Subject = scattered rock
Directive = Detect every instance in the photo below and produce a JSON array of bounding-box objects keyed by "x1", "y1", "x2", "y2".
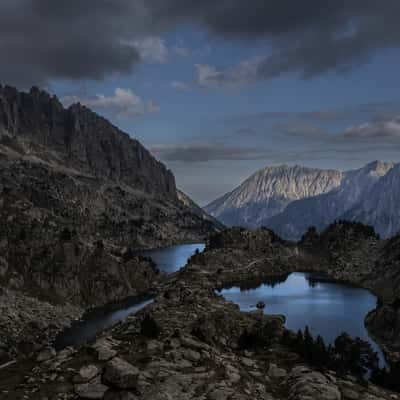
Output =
[
  {"x1": 74, "y1": 376, "x2": 109, "y2": 399},
  {"x1": 73, "y1": 365, "x2": 100, "y2": 383},
  {"x1": 103, "y1": 357, "x2": 140, "y2": 390},
  {"x1": 36, "y1": 347, "x2": 56, "y2": 362},
  {"x1": 267, "y1": 363, "x2": 287, "y2": 379}
]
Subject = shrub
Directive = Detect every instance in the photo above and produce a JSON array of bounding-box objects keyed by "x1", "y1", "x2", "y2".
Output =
[{"x1": 140, "y1": 314, "x2": 161, "y2": 339}]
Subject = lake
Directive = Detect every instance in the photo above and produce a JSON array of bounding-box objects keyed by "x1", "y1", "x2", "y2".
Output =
[
  {"x1": 54, "y1": 242, "x2": 205, "y2": 349},
  {"x1": 141, "y1": 243, "x2": 205, "y2": 274},
  {"x1": 217, "y1": 272, "x2": 386, "y2": 367}
]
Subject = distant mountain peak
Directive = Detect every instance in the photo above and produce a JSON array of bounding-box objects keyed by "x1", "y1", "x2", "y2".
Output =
[{"x1": 205, "y1": 164, "x2": 343, "y2": 227}]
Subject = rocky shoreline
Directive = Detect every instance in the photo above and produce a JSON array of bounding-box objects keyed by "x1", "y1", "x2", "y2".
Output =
[{"x1": 1, "y1": 226, "x2": 400, "y2": 399}]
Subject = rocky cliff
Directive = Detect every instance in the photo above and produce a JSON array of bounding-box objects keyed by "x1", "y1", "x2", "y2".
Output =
[
  {"x1": 0, "y1": 86, "x2": 220, "y2": 308},
  {"x1": 0, "y1": 85, "x2": 176, "y2": 196}
]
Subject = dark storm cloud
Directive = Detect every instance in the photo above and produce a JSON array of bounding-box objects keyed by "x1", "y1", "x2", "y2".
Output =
[
  {"x1": 1, "y1": 0, "x2": 400, "y2": 86},
  {"x1": 0, "y1": 0, "x2": 143, "y2": 85}
]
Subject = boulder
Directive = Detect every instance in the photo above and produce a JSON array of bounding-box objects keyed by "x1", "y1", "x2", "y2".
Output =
[
  {"x1": 74, "y1": 376, "x2": 109, "y2": 399},
  {"x1": 103, "y1": 357, "x2": 140, "y2": 390}
]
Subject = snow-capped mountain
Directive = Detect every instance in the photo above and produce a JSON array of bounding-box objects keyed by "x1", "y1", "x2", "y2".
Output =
[
  {"x1": 204, "y1": 165, "x2": 343, "y2": 227},
  {"x1": 264, "y1": 161, "x2": 395, "y2": 239},
  {"x1": 343, "y1": 163, "x2": 400, "y2": 238}
]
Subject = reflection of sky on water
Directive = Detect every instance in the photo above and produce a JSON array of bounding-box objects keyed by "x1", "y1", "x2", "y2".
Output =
[
  {"x1": 219, "y1": 272, "x2": 386, "y2": 367},
  {"x1": 142, "y1": 243, "x2": 205, "y2": 274},
  {"x1": 56, "y1": 243, "x2": 205, "y2": 350},
  {"x1": 55, "y1": 300, "x2": 153, "y2": 350}
]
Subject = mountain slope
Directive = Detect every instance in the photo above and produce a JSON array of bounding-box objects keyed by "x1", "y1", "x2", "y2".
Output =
[
  {"x1": 343, "y1": 163, "x2": 400, "y2": 238},
  {"x1": 265, "y1": 161, "x2": 395, "y2": 239},
  {"x1": 0, "y1": 85, "x2": 175, "y2": 196},
  {"x1": 205, "y1": 165, "x2": 343, "y2": 227},
  {"x1": 0, "y1": 85, "x2": 220, "y2": 306}
]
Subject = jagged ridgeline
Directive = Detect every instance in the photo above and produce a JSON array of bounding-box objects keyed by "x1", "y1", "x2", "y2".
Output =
[
  {"x1": 0, "y1": 85, "x2": 176, "y2": 194},
  {"x1": 0, "y1": 85, "x2": 220, "y2": 305},
  {"x1": 205, "y1": 161, "x2": 400, "y2": 239}
]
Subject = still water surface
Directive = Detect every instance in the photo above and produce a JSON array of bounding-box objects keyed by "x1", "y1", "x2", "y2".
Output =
[
  {"x1": 217, "y1": 272, "x2": 386, "y2": 367},
  {"x1": 141, "y1": 243, "x2": 205, "y2": 274},
  {"x1": 55, "y1": 243, "x2": 205, "y2": 349}
]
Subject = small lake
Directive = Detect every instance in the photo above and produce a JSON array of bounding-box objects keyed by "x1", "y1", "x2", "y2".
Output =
[
  {"x1": 141, "y1": 243, "x2": 205, "y2": 274},
  {"x1": 217, "y1": 272, "x2": 386, "y2": 367},
  {"x1": 55, "y1": 243, "x2": 205, "y2": 349}
]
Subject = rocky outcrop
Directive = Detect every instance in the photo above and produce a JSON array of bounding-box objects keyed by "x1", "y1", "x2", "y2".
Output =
[
  {"x1": 0, "y1": 86, "x2": 220, "y2": 306},
  {"x1": 0, "y1": 289, "x2": 81, "y2": 363},
  {"x1": 0, "y1": 85, "x2": 221, "y2": 366},
  {"x1": 0, "y1": 263, "x2": 396, "y2": 400},
  {"x1": 177, "y1": 190, "x2": 225, "y2": 230},
  {"x1": 0, "y1": 85, "x2": 176, "y2": 196}
]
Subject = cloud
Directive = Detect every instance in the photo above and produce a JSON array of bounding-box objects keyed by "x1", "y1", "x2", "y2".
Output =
[
  {"x1": 131, "y1": 37, "x2": 168, "y2": 64},
  {"x1": 62, "y1": 88, "x2": 160, "y2": 119},
  {"x1": 170, "y1": 81, "x2": 191, "y2": 90},
  {"x1": 172, "y1": 40, "x2": 211, "y2": 57},
  {"x1": 340, "y1": 116, "x2": 400, "y2": 141},
  {"x1": 150, "y1": 144, "x2": 274, "y2": 162},
  {"x1": 196, "y1": 59, "x2": 262, "y2": 88},
  {"x1": 224, "y1": 102, "x2": 400, "y2": 125},
  {"x1": 1, "y1": 1, "x2": 400, "y2": 86}
]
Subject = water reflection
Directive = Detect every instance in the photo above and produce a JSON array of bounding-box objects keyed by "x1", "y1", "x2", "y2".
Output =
[
  {"x1": 217, "y1": 272, "x2": 386, "y2": 367},
  {"x1": 55, "y1": 243, "x2": 205, "y2": 349},
  {"x1": 141, "y1": 243, "x2": 205, "y2": 274},
  {"x1": 55, "y1": 296, "x2": 153, "y2": 350}
]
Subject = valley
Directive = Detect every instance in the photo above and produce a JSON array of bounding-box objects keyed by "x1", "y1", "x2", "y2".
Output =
[{"x1": 0, "y1": 86, "x2": 399, "y2": 400}]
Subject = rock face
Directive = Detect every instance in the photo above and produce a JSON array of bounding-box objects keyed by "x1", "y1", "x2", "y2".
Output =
[
  {"x1": 205, "y1": 165, "x2": 343, "y2": 227},
  {"x1": 265, "y1": 161, "x2": 395, "y2": 239},
  {"x1": 0, "y1": 85, "x2": 220, "y2": 361},
  {"x1": 0, "y1": 85, "x2": 175, "y2": 196},
  {"x1": 0, "y1": 86, "x2": 220, "y2": 302}
]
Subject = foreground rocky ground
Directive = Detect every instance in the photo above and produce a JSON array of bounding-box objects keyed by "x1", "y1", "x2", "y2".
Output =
[
  {"x1": 1, "y1": 225, "x2": 399, "y2": 399},
  {"x1": 0, "y1": 85, "x2": 222, "y2": 365},
  {"x1": 1, "y1": 273, "x2": 397, "y2": 400},
  {"x1": 188, "y1": 224, "x2": 400, "y2": 363}
]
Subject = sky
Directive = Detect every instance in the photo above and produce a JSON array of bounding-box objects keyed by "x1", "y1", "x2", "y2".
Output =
[{"x1": 1, "y1": 1, "x2": 400, "y2": 205}]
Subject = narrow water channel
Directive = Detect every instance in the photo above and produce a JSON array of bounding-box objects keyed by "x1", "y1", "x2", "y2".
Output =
[{"x1": 55, "y1": 243, "x2": 205, "y2": 349}]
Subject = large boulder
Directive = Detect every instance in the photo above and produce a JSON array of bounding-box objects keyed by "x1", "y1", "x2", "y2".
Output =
[{"x1": 103, "y1": 357, "x2": 140, "y2": 390}]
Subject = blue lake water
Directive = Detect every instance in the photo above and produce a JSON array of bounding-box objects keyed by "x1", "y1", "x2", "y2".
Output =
[
  {"x1": 55, "y1": 243, "x2": 205, "y2": 349},
  {"x1": 141, "y1": 243, "x2": 205, "y2": 274},
  {"x1": 217, "y1": 272, "x2": 386, "y2": 367}
]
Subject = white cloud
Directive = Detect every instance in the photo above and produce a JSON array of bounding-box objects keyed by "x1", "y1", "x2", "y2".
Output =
[
  {"x1": 172, "y1": 40, "x2": 211, "y2": 58},
  {"x1": 342, "y1": 116, "x2": 400, "y2": 140},
  {"x1": 170, "y1": 81, "x2": 191, "y2": 90},
  {"x1": 195, "y1": 57, "x2": 264, "y2": 88},
  {"x1": 132, "y1": 36, "x2": 168, "y2": 64},
  {"x1": 62, "y1": 88, "x2": 160, "y2": 119}
]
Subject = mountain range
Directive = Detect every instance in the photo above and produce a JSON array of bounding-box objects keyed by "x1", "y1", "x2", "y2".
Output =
[{"x1": 205, "y1": 161, "x2": 400, "y2": 239}]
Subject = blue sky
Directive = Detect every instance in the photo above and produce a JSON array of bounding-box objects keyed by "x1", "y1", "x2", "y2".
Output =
[
  {"x1": 2, "y1": 1, "x2": 400, "y2": 205},
  {"x1": 51, "y1": 36, "x2": 400, "y2": 205}
]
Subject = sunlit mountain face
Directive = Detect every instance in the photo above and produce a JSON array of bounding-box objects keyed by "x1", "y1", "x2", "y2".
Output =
[{"x1": 1, "y1": 1, "x2": 400, "y2": 205}]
